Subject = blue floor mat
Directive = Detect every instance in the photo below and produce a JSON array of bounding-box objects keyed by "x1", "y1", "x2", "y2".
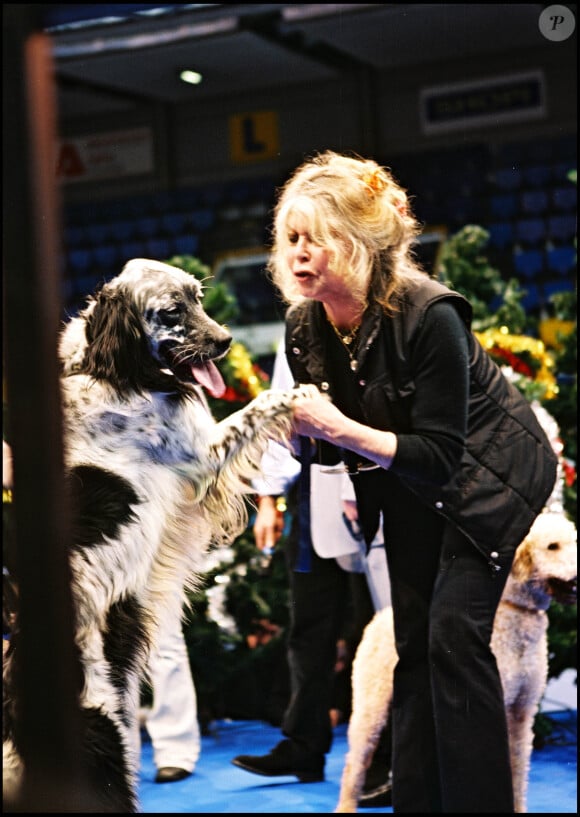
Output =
[{"x1": 138, "y1": 709, "x2": 577, "y2": 813}]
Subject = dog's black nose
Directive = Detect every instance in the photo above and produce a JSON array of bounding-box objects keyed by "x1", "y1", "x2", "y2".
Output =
[{"x1": 217, "y1": 336, "x2": 232, "y2": 356}]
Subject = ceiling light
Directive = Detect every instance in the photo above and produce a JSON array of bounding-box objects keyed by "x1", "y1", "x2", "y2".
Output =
[{"x1": 180, "y1": 69, "x2": 203, "y2": 85}]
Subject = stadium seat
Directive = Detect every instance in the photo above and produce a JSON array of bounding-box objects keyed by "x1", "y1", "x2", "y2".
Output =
[
  {"x1": 171, "y1": 234, "x2": 200, "y2": 256},
  {"x1": 190, "y1": 208, "x2": 215, "y2": 232},
  {"x1": 487, "y1": 221, "x2": 514, "y2": 251},
  {"x1": 145, "y1": 238, "x2": 172, "y2": 260},
  {"x1": 489, "y1": 193, "x2": 518, "y2": 220},
  {"x1": 546, "y1": 245, "x2": 576, "y2": 277},
  {"x1": 161, "y1": 212, "x2": 188, "y2": 235},
  {"x1": 547, "y1": 214, "x2": 577, "y2": 243},
  {"x1": 523, "y1": 164, "x2": 551, "y2": 188},
  {"x1": 120, "y1": 241, "x2": 146, "y2": 264},
  {"x1": 519, "y1": 282, "x2": 541, "y2": 311},
  {"x1": 542, "y1": 278, "x2": 575, "y2": 303},
  {"x1": 110, "y1": 220, "x2": 137, "y2": 242},
  {"x1": 520, "y1": 189, "x2": 548, "y2": 216},
  {"x1": 85, "y1": 223, "x2": 112, "y2": 245},
  {"x1": 492, "y1": 167, "x2": 523, "y2": 191},
  {"x1": 68, "y1": 248, "x2": 93, "y2": 275},
  {"x1": 551, "y1": 186, "x2": 576, "y2": 212},
  {"x1": 64, "y1": 224, "x2": 87, "y2": 248},
  {"x1": 513, "y1": 249, "x2": 544, "y2": 279},
  {"x1": 514, "y1": 218, "x2": 547, "y2": 246},
  {"x1": 134, "y1": 216, "x2": 161, "y2": 239},
  {"x1": 93, "y1": 244, "x2": 119, "y2": 270}
]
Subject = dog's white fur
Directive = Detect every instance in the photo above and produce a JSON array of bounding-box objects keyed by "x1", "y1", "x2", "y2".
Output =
[
  {"x1": 336, "y1": 510, "x2": 577, "y2": 813},
  {"x1": 3, "y1": 259, "x2": 314, "y2": 812}
]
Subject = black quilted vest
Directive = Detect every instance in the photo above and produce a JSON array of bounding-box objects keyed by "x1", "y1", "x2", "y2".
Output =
[{"x1": 284, "y1": 277, "x2": 558, "y2": 564}]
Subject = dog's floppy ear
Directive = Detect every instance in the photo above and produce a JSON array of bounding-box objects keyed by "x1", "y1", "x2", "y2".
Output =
[{"x1": 84, "y1": 286, "x2": 153, "y2": 395}]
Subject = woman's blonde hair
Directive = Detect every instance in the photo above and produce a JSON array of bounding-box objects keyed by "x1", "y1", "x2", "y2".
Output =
[{"x1": 268, "y1": 150, "x2": 426, "y2": 311}]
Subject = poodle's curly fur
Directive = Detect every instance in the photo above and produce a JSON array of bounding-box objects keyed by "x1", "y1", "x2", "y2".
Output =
[{"x1": 336, "y1": 510, "x2": 577, "y2": 813}]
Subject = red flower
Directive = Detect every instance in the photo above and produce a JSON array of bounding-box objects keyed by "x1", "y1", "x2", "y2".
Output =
[{"x1": 562, "y1": 459, "x2": 577, "y2": 488}]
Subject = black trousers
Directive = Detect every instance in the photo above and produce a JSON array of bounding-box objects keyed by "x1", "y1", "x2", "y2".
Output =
[
  {"x1": 281, "y1": 506, "x2": 376, "y2": 757},
  {"x1": 378, "y1": 472, "x2": 515, "y2": 813}
]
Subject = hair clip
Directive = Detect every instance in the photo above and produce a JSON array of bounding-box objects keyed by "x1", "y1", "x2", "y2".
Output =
[{"x1": 362, "y1": 169, "x2": 386, "y2": 196}]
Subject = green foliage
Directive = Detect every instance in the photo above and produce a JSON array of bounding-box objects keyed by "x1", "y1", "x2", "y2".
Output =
[{"x1": 437, "y1": 224, "x2": 529, "y2": 333}]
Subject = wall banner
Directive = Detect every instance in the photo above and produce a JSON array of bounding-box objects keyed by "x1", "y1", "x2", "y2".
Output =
[
  {"x1": 56, "y1": 127, "x2": 154, "y2": 184},
  {"x1": 420, "y1": 71, "x2": 546, "y2": 135}
]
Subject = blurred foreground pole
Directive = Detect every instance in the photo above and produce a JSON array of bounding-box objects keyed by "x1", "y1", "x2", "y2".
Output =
[{"x1": 3, "y1": 5, "x2": 100, "y2": 811}]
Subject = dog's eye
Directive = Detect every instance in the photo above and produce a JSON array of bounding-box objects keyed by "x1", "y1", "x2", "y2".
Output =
[
  {"x1": 158, "y1": 307, "x2": 182, "y2": 326},
  {"x1": 547, "y1": 542, "x2": 560, "y2": 550}
]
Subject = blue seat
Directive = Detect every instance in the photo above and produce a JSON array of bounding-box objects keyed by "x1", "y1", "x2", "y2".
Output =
[
  {"x1": 160, "y1": 212, "x2": 188, "y2": 235},
  {"x1": 68, "y1": 248, "x2": 93, "y2": 275},
  {"x1": 551, "y1": 186, "x2": 576, "y2": 211},
  {"x1": 513, "y1": 249, "x2": 545, "y2": 279},
  {"x1": 492, "y1": 167, "x2": 523, "y2": 191},
  {"x1": 520, "y1": 189, "x2": 549, "y2": 216},
  {"x1": 547, "y1": 214, "x2": 577, "y2": 243},
  {"x1": 487, "y1": 221, "x2": 514, "y2": 251},
  {"x1": 523, "y1": 164, "x2": 551, "y2": 188},
  {"x1": 514, "y1": 218, "x2": 547, "y2": 246},
  {"x1": 145, "y1": 238, "x2": 172, "y2": 260},
  {"x1": 85, "y1": 223, "x2": 112, "y2": 245},
  {"x1": 63, "y1": 224, "x2": 87, "y2": 248},
  {"x1": 519, "y1": 283, "x2": 541, "y2": 311},
  {"x1": 542, "y1": 278, "x2": 575, "y2": 303},
  {"x1": 171, "y1": 234, "x2": 200, "y2": 257},
  {"x1": 134, "y1": 216, "x2": 161, "y2": 239},
  {"x1": 190, "y1": 209, "x2": 215, "y2": 232},
  {"x1": 546, "y1": 245, "x2": 576, "y2": 277},
  {"x1": 93, "y1": 244, "x2": 119, "y2": 270},
  {"x1": 551, "y1": 162, "x2": 575, "y2": 184},
  {"x1": 110, "y1": 220, "x2": 137, "y2": 242},
  {"x1": 489, "y1": 193, "x2": 518, "y2": 220},
  {"x1": 119, "y1": 241, "x2": 145, "y2": 264}
]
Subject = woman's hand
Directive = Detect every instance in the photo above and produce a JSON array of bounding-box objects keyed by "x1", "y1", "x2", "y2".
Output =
[
  {"x1": 292, "y1": 391, "x2": 348, "y2": 442},
  {"x1": 293, "y1": 389, "x2": 398, "y2": 471}
]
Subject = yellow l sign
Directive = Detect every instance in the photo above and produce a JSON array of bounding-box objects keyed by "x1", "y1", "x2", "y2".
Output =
[{"x1": 229, "y1": 111, "x2": 279, "y2": 163}]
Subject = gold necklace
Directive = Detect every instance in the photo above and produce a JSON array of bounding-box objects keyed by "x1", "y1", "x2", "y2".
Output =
[{"x1": 327, "y1": 315, "x2": 361, "y2": 371}]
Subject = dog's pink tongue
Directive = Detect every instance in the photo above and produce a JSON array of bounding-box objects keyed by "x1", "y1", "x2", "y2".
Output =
[{"x1": 191, "y1": 360, "x2": 226, "y2": 398}]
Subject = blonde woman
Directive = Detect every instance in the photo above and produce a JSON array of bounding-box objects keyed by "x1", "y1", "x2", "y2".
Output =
[{"x1": 267, "y1": 151, "x2": 557, "y2": 813}]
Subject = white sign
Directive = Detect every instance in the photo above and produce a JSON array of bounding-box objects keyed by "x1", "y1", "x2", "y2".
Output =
[{"x1": 56, "y1": 127, "x2": 154, "y2": 183}]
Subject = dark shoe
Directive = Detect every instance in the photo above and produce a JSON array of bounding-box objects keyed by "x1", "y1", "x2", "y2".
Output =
[
  {"x1": 231, "y1": 739, "x2": 324, "y2": 782},
  {"x1": 154, "y1": 766, "x2": 192, "y2": 783},
  {"x1": 358, "y1": 770, "x2": 393, "y2": 808}
]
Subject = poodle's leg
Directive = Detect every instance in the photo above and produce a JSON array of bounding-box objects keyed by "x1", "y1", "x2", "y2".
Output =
[
  {"x1": 335, "y1": 708, "x2": 390, "y2": 813},
  {"x1": 506, "y1": 706, "x2": 535, "y2": 813},
  {"x1": 335, "y1": 608, "x2": 397, "y2": 813}
]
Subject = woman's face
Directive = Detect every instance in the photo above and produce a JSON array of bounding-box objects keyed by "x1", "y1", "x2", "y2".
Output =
[{"x1": 284, "y1": 216, "x2": 353, "y2": 308}]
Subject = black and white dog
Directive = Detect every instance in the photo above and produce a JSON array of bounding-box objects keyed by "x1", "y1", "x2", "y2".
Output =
[{"x1": 3, "y1": 258, "x2": 313, "y2": 811}]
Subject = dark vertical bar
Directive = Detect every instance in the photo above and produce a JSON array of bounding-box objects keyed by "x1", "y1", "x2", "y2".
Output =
[{"x1": 2, "y1": 6, "x2": 98, "y2": 811}]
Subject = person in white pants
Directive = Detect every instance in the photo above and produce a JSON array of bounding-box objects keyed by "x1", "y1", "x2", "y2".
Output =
[{"x1": 142, "y1": 611, "x2": 201, "y2": 783}]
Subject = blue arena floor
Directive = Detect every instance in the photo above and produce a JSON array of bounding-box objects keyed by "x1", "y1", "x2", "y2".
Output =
[{"x1": 138, "y1": 709, "x2": 577, "y2": 813}]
